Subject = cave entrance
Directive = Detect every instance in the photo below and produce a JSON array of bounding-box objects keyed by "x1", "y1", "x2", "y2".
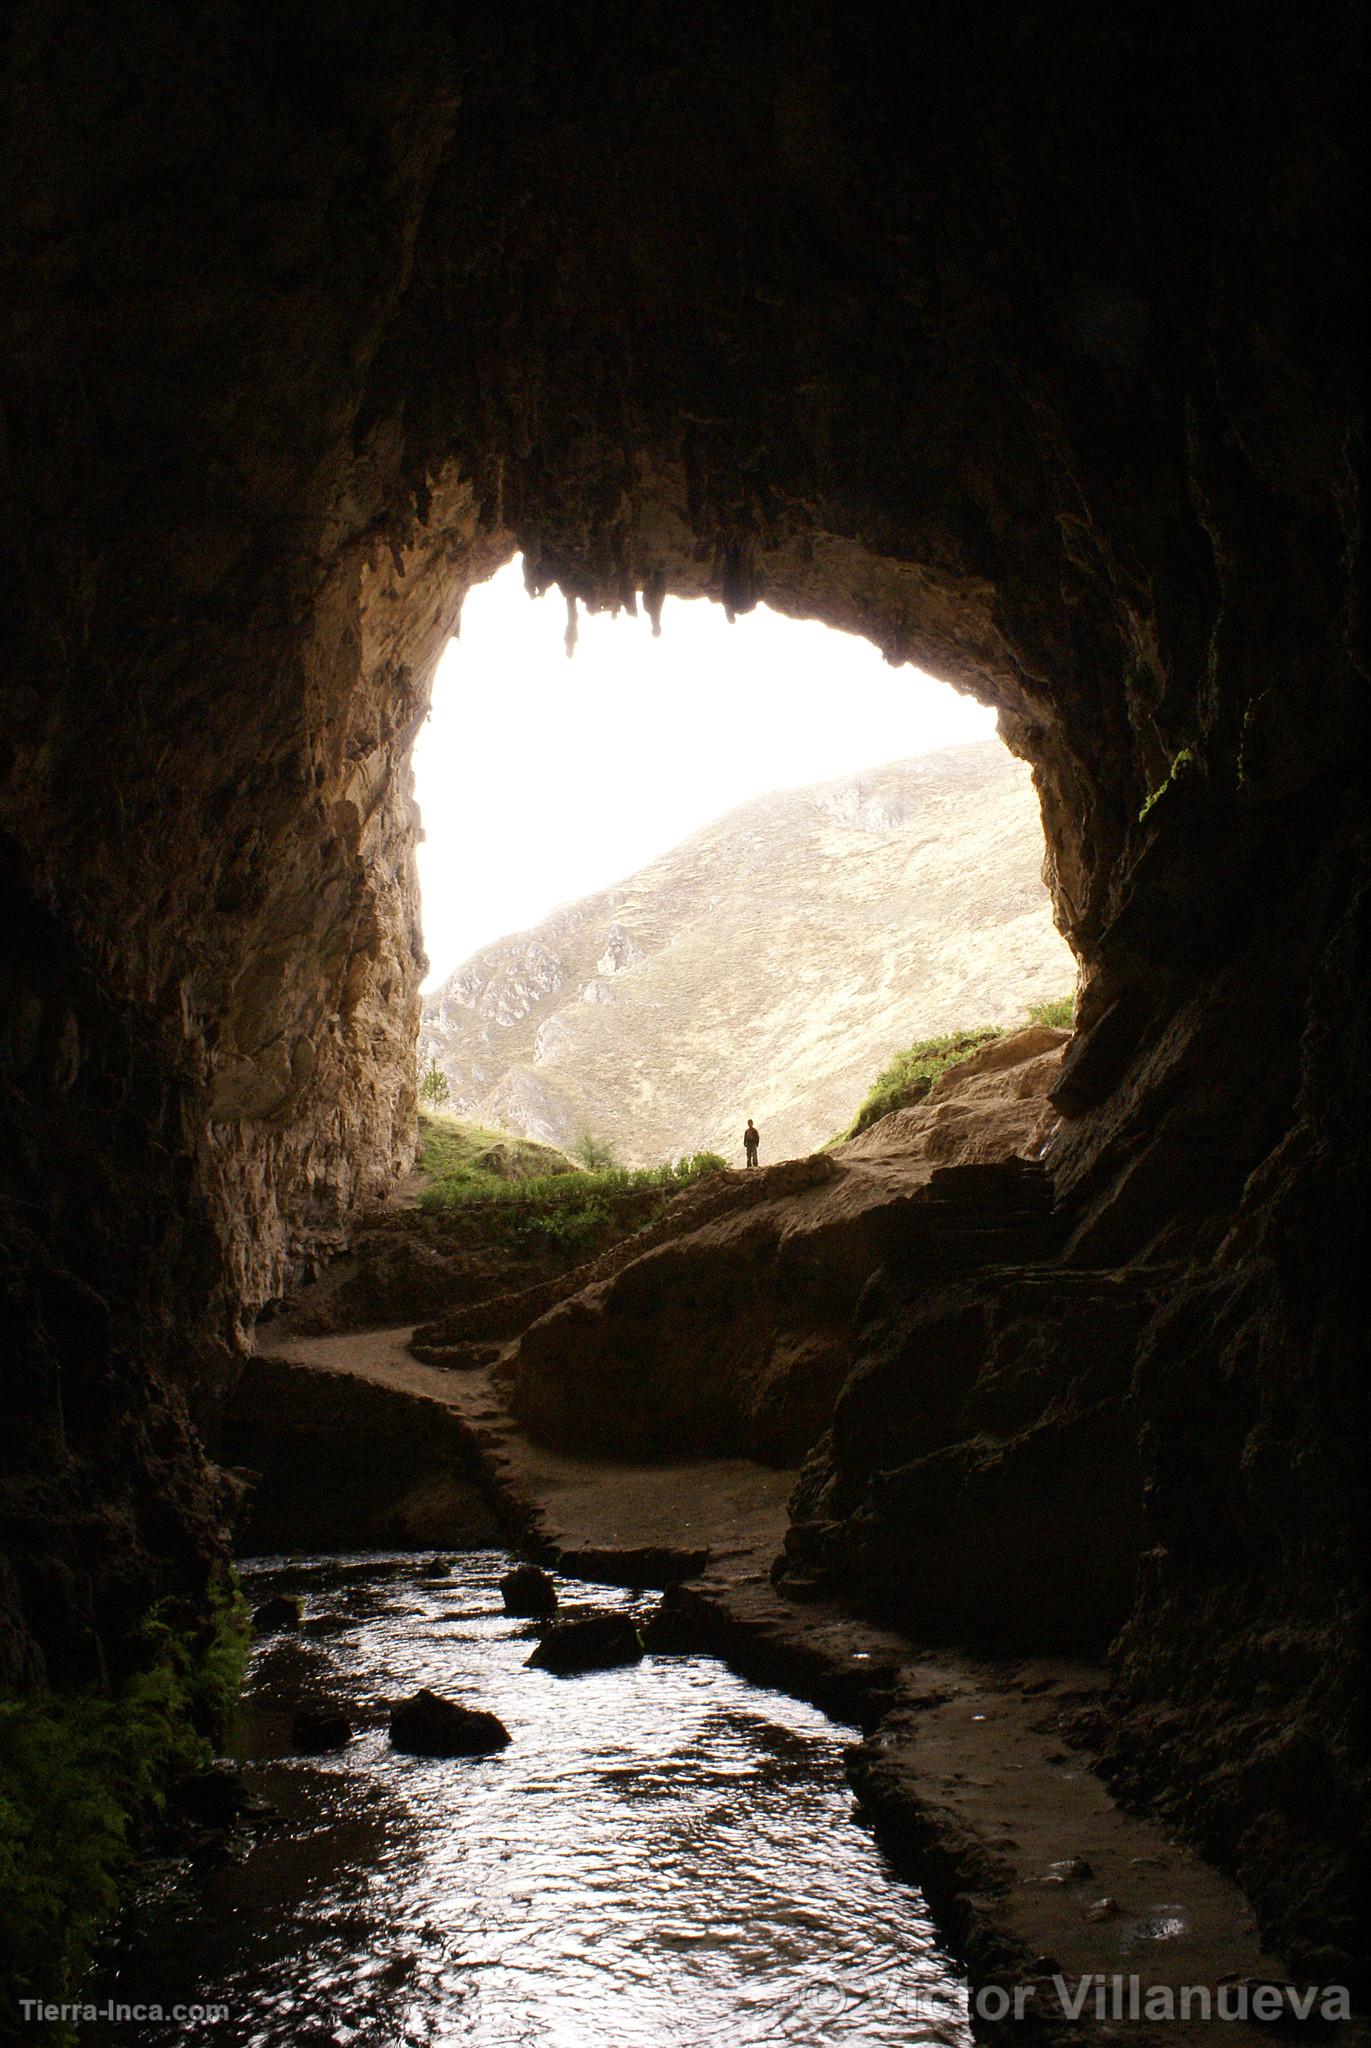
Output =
[{"x1": 412, "y1": 557, "x2": 1072, "y2": 1169}]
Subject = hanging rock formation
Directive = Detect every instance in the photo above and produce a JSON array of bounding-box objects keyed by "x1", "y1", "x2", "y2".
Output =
[{"x1": 0, "y1": 0, "x2": 1364, "y2": 1989}]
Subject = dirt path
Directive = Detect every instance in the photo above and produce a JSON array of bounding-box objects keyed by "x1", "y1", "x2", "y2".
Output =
[
  {"x1": 262, "y1": 1321, "x2": 795, "y2": 1572},
  {"x1": 251, "y1": 1322, "x2": 1303, "y2": 2044}
]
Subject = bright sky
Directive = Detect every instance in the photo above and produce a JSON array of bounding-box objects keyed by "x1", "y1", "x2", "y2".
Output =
[{"x1": 414, "y1": 558, "x2": 998, "y2": 989}]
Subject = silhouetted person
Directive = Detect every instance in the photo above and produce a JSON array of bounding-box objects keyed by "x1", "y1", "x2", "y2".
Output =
[{"x1": 743, "y1": 1119, "x2": 760, "y2": 1167}]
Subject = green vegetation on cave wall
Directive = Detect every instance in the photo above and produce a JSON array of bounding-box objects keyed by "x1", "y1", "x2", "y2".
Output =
[{"x1": 0, "y1": 1577, "x2": 249, "y2": 2033}]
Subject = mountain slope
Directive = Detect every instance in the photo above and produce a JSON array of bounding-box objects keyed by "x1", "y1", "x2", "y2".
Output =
[{"x1": 419, "y1": 741, "x2": 1075, "y2": 1166}]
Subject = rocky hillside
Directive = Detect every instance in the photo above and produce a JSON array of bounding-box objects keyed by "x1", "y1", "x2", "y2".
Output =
[{"x1": 419, "y1": 742, "x2": 1075, "y2": 1166}]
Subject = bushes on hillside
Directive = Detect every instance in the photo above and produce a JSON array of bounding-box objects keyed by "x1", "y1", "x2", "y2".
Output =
[
  {"x1": 834, "y1": 1027, "x2": 1003, "y2": 1142},
  {"x1": 832, "y1": 994, "x2": 1076, "y2": 1146},
  {"x1": 418, "y1": 1133, "x2": 728, "y2": 1253}
]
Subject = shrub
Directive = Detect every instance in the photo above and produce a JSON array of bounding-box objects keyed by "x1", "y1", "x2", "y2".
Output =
[
  {"x1": 570, "y1": 1129, "x2": 618, "y2": 1173},
  {"x1": 1027, "y1": 994, "x2": 1075, "y2": 1029},
  {"x1": 831, "y1": 1026, "x2": 1003, "y2": 1143},
  {"x1": 0, "y1": 1574, "x2": 248, "y2": 2031}
]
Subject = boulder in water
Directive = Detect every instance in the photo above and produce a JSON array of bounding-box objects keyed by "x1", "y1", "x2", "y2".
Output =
[
  {"x1": 640, "y1": 1585, "x2": 703, "y2": 1653},
  {"x1": 389, "y1": 1687, "x2": 511, "y2": 1756},
  {"x1": 500, "y1": 1564, "x2": 558, "y2": 1617},
  {"x1": 526, "y1": 1612, "x2": 643, "y2": 1674},
  {"x1": 252, "y1": 1594, "x2": 301, "y2": 1634},
  {"x1": 169, "y1": 1764, "x2": 255, "y2": 1828}
]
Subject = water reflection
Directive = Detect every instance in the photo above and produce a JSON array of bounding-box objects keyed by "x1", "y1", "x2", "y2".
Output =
[{"x1": 86, "y1": 1551, "x2": 969, "y2": 2046}]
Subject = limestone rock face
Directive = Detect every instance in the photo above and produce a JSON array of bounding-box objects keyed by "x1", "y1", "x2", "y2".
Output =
[
  {"x1": 0, "y1": 0, "x2": 1364, "y2": 1983},
  {"x1": 783, "y1": 1263, "x2": 1160, "y2": 1653},
  {"x1": 419, "y1": 745, "x2": 1074, "y2": 1165}
]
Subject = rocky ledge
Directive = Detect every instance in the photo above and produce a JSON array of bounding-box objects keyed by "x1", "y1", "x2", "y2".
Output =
[{"x1": 501, "y1": 1025, "x2": 1068, "y2": 1462}]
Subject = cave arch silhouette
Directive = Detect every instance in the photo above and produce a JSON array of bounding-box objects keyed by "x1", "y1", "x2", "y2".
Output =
[{"x1": 0, "y1": 0, "x2": 1363, "y2": 1992}]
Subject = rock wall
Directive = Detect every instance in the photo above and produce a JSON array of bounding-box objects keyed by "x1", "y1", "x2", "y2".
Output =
[
  {"x1": 0, "y1": 845, "x2": 231, "y2": 1689},
  {"x1": 0, "y1": 0, "x2": 1364, "y2": 1981}
]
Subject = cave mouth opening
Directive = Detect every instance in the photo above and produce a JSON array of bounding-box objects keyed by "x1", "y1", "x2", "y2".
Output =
[{"x1": 410, "y1": 556, "x2": 1073, "y2": 1170}]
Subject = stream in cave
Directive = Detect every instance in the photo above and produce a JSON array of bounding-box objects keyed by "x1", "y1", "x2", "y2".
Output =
[{"x1": 85, "y1": 1550, "x2": 970, "y2": 2047}]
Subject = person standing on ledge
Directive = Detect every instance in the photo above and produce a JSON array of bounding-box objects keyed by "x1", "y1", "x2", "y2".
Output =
[{"x1": 743, "y1": 1119, "x2": 760, "y2": 1168}]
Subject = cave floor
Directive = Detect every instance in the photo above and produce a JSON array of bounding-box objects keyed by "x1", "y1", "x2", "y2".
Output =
[{"x1": 253, "y1": 1322, "x2": 1291, "y2": 2041}]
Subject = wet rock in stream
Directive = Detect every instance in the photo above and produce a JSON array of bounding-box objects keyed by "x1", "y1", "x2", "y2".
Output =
[
  {"x1": 500, "y1": 1563, "x2": 559, "y2": 1617},
  {"x1": 252, "y1": 1594, "x2": 302, "y2": 1634},
  {"x1": 389, "y1": 1687, "x2": 511, "y2": 1757},
  {"x1": 525, "y1": 1612, "x2": 645, "y2": 1674},
  {"x1": 169, "y1": 1765, "x2": 258, "y2": 1830}
]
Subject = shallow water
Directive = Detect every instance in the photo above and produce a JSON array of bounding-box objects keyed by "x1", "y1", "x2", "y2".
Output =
[{"x1": 86, "y1": 1551, "x2": 970, "y2": 2047}]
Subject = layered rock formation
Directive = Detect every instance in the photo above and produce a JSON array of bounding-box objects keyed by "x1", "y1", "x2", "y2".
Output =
[
  {"x1": 0, "y1": 0, "x2": 1364, "y2": 1988},
  {"x1": 419, "y1": 743, "x2": 1074, "y2": 1165}
]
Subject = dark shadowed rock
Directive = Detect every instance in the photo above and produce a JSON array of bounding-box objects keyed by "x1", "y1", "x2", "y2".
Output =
[
  {"x1": 499, "y1": 1564, "x2": 558, "y2": 1618},
  {"x1": 556, "y1": 1544, "x2": 709, "y2": 1587},
  {"x1": 252, "y1": 1595, "x2": 301, "y2": 1635},
  {"x1": 780, "y1": 1261, "x2": 1155, "y2": 1653},
  {"x1": 525, "y1": 1613, "x2": 644, "y2": 1675},
  {"x1": 225, "y1": 1358, "x2": 505, "y2": 1553},
  {"x1": 409, "y1": 1339, "x2": 503, "y2": 1372},
  {"x1": 169, "y1": 1765, "x2": 256, "y2": 1829},
  {"x1": 640, "y1": 1588, "x2": 705, "y2": 1655},
  {"x1": 388, "y1": 1688, "x2": 511, "y2": 1757},
  {"x1": 291, "y1": 1706, "x2": 354, "y2": 1752}
]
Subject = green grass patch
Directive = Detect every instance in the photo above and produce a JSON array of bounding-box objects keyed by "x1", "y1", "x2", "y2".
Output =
[
  {"x1": 0, "y1": 1573, "x2": 249, "y2": 2031},
  {"x1": 1027, "y1": 994, "x2": 1075, "y2": 1029},
  {"x1": 419, "y1": 1112, "x2": 727, "y2": 1253},
  {"x1": 831, "y1": 1026, "x2": 1004, "y2": 1143},
  {"x1": 418, "y1": 1112, "x2": 580, "y2": 1187},
  {"x1": 418, "y1": 1149, "x2": 729, "y2": 1252}
]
